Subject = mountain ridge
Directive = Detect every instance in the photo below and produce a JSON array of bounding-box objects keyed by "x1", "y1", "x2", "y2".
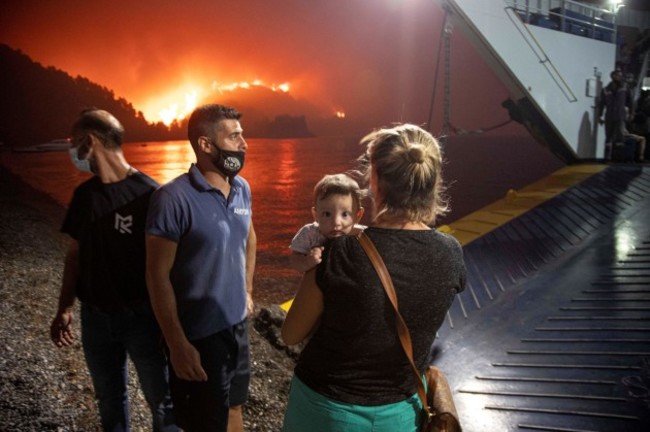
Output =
[{"x1": 0, "y1": 44, "x2": 326, "y2": 147}]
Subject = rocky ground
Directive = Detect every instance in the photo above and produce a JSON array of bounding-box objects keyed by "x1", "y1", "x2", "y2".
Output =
[{"x1": 0, "y1": 167, "x2": 299, "y2": 431}]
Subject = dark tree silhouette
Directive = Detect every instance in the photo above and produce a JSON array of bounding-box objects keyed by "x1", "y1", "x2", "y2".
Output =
[
  {"x1": 0, "y1": 43, "x2": 319, "y2": 148},
  {"x1": 0, "y1": 44, "x2": 184, "y2": 148}
]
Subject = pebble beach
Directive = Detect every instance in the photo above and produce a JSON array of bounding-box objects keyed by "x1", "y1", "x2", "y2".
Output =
[{"x1": 0, "y1": 165, "x2": 296, "y2": 431}]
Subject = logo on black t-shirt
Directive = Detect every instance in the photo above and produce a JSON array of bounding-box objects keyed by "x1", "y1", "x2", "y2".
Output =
[{"x1": 115, "y1": 213, "x2": 133, "y2": 234}]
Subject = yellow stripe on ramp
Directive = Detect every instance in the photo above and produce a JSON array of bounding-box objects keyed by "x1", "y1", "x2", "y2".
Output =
[{"x1": 445, "y1": 164, "x2": 605, "y2": 246}]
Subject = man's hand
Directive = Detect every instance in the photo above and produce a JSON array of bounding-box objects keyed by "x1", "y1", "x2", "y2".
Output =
[
  {"x1": 246, "y1": 292, "x2": 255, "y2": 316},
  {"x1": 50, "y1": 309, "x2": 75, "y2": 348},
  {"x1": 169, "y1": 340, "x2": 208, "y2": 382}
]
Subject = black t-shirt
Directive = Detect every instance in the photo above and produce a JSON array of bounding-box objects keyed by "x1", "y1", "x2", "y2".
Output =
[
  {"x1": 62, "y1": 172, "x2": 159, "y2": 310},
  {"x1": 295, "y1": 227, "x2": 466, "y2": 405}
]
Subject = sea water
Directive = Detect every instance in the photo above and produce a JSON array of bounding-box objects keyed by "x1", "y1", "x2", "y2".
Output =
[{"x1": 0, "y1": 134, "x2": 563, "y2": 303}]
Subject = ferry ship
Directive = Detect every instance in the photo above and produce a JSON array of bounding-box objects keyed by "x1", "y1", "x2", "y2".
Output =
[{"x1": 429, "y1": 1, "x2": 650, "y2": 430}]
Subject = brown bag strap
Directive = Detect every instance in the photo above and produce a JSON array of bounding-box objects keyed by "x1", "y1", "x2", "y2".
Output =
[{"x1": 356, "y1": 232, "x2": 433, "y2": 421}]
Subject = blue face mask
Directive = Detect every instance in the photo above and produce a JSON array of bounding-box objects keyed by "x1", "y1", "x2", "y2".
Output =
[{"x1": 68, "y1": 147, "x2": 93, "y2": 173}]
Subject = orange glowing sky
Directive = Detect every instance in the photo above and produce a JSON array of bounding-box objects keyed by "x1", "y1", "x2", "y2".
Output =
[{"x1": 0, "y1": 0, "x2": 514, "y2": 133}]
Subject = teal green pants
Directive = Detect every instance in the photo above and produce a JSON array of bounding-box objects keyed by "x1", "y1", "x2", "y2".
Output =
[{"x1": 282, "y1": 376, "x2": 422, "y2": 432}]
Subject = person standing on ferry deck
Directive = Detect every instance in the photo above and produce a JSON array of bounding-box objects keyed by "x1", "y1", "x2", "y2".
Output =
[{"x1": 598, "y1": 68, "x2": 634, "y2": 160}]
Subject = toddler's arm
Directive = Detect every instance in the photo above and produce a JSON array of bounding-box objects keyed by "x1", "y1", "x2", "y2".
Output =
[{"x1": 289, "y1": 246, "x2": 324, "y2": 273}]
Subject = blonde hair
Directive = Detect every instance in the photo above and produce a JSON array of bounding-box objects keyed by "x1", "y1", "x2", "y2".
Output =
[
  {"x1": 313, "y1": 174, "x2": 364, "y2": 211},
  {"x1": 359, "y1": 124, "x2": 448, "y2": 225}
]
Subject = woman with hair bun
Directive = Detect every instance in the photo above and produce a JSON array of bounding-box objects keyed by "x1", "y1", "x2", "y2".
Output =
[{"x1": 281, "y1": 124, "x2": 466, "y2": 431}]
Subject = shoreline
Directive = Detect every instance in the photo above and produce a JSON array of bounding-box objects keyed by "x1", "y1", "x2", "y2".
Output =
[{"x1": 0, "y1": 166, "x2": 294, "y2": 431}]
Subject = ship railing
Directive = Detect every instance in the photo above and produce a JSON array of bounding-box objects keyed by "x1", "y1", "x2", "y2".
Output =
[
  {"x1": 504, "y1": 5, "x2": 578, "y2": 103},
  {"x1": 633, "y1": 51, "x2": 649, "y2": 104},
  {"x1": 506, "y1": 0, "x2": 617, "y2": 43}
]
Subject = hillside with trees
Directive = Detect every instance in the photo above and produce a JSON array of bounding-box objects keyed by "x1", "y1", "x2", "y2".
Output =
[
  {"x1": 0, "y1": 44, "x2": 184, "y2": 148},
  {"x1": 0, "y1": 44, "x2": 319, "y2": 148}
]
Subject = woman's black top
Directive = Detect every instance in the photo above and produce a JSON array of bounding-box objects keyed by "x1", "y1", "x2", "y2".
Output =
[{"x1": 294, "y1": 226, "x2": 466, "y2": 405}]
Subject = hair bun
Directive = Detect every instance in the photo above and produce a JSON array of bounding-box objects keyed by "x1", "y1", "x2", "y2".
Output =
[{"x1": 407, "y1": 145, "x2": 426, "y2": 163}]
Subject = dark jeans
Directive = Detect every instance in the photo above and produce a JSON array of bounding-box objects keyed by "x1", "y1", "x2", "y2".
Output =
[
  {"x1": 604, "y1": 119, "x2": 627, "y2": 159},
  {"x1": 81, "y1": 303, "x2": 178, "y2": 432},
  {"x1": 169, "y1": 321, "x2": 250, "y2": 432}
]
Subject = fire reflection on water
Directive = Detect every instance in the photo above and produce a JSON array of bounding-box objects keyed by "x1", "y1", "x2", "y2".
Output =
[
  {"x1": 0, "y1": 137, "x2": 361, "y2": 304},
  {"x1": 0, "y1": 134, "x2": 564, "y2": 303}
]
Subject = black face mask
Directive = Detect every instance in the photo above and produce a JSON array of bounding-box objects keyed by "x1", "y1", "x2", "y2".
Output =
[{"x1": 211, "y1": 143, "x2": 245, "y2": 177}]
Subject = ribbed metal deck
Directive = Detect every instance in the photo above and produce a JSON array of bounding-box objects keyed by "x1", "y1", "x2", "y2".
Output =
[{"x1": 435, "y1": 165, "x2": 650, "y2": 432}]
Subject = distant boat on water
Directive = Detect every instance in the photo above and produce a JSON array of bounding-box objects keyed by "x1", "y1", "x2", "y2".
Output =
[{"x1": 13, "y1": 138, "x2": 71, "y2": 153}]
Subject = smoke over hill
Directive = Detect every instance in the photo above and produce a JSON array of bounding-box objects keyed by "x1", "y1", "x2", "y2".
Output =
[{"x1": 0, "y1": 44, "x2": 355, "y2": 147}]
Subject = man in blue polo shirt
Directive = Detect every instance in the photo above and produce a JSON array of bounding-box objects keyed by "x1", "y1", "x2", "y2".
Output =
[{"x1": 145, "y1": 104, "x2": 256, "y2": 432}]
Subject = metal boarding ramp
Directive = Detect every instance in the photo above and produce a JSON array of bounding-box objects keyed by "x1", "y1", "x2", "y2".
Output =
[{"x1": 434, "y1": 164, "x2": 650, "y2": 431}]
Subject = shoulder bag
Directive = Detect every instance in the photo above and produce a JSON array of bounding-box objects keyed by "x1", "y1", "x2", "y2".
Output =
[{"x1": 356, "y1": 231, "x2": 462, "y2": 432}]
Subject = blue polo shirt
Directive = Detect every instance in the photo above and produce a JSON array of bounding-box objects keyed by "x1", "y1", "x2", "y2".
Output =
[{"x1": 146, "y1": 164, "x2": 252, "y2": 340}]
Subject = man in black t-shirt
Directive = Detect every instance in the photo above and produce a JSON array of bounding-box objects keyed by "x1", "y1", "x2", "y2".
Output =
[{"x1": 49, "y1": 109, "x2": 178, "y2": 432}]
